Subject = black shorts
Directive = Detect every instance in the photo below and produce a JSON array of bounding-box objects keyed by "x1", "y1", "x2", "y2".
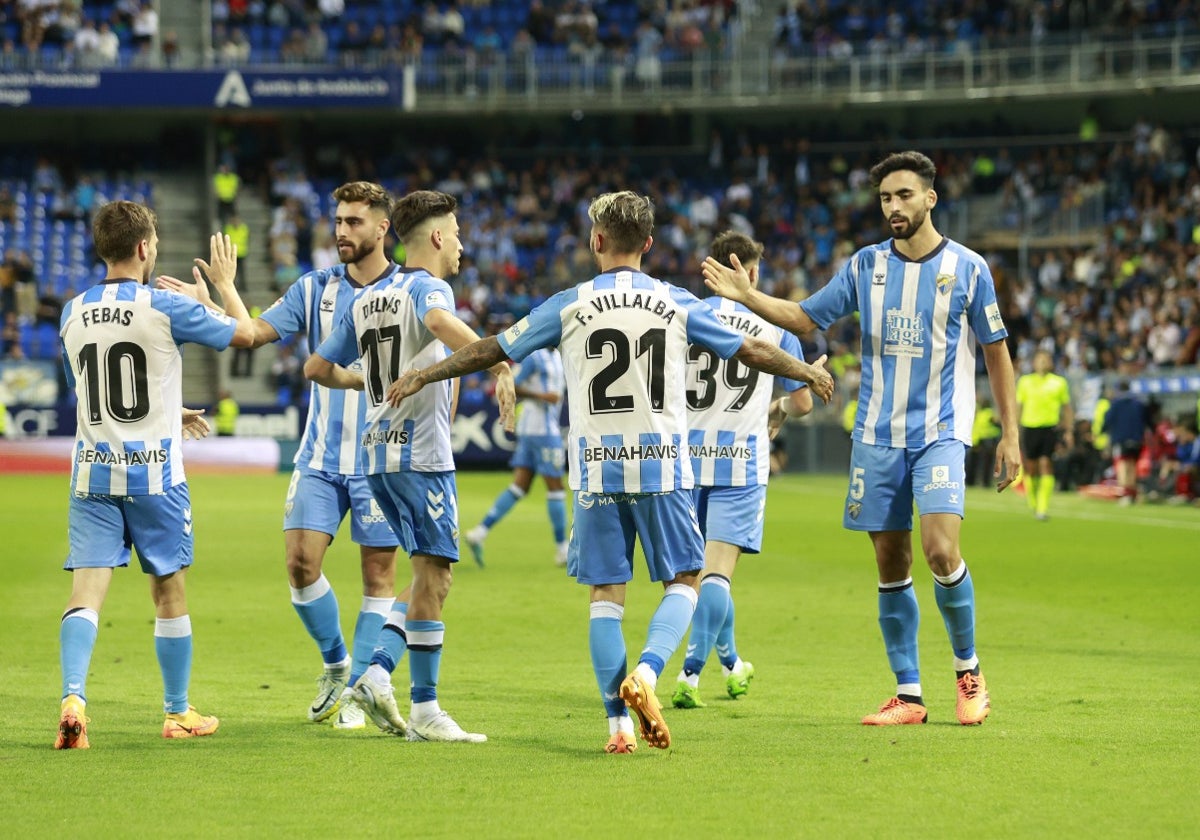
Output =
[
  {"x1": 1112, "y1": 439, "x2": 1143, "y2": 460},
  {"x1": 1021, "y1": 426, "x2": 1058, "y2": 460}
]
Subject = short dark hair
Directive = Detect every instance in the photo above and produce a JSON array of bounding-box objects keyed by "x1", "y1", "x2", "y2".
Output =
[
  {"x1": 390, "y1": 190, "x2": 457, "y2": 244},
  {"x1": 710, "y1": 230, "x2": 764, "y2": 269},
  {"x1": 92, "y1": 200, "x2": 158, "y2": 265},
  {"x1": 332, "y1": 181, "x2": 393, "y2": 218},
  {"x1": 869, "y1": 151, "x2": 937, "y2": 189},
  {"x1": 587, "y1": 191, "x2": 655, "y2": 254}
]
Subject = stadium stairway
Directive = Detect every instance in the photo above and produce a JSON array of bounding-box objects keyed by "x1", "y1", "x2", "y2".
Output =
[
  {"x1": 153, "y1": 171, "x2": 222, "y2": 406},
  {"x1": 158, "y1": 0, "x2": 207, "y2": 67}
]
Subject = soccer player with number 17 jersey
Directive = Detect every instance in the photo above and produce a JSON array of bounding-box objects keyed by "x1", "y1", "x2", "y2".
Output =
[
  {"x1": 385, "y1": 191, "x2": 834, "y2": 753},
  {"x1": 55, "y1": 203, "x2": 255, "y2": 749},
  {"x1": 703, "y1": 151, "x2": 1022, "y2": 726}
]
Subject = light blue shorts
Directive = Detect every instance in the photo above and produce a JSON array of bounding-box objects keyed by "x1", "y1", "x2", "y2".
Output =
[
  {"x1": 66, "y1": 483, "x2": 194, "y2": 577},
  {"x1": 510, "y1": 434, "x2": 565, "y2": 478},
  {"x1": 284, "y1": 465, "x2": 399, "y2": 547},
  {"x1": 567, "y1": 488, "x2": 704, "y2": 585},
  {"x1": 366, "y1": 471, "x2": 459, "y2": 561},
  {"x1": 693, "y1": 484, "x2": 768, "y2": 554},
  {"x1": 844, "y1": 439, "x2": 967, "y2": 532}
]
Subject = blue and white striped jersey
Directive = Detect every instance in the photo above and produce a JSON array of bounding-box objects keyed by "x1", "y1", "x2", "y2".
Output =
[
  {"x1": 498, "y1": 268, "x2": 745, "y2": 494},
  {"x1": 801, "y1": 238, "x2": 1008, "y2": 449},
  {"x1": 59, "y1": 280, "x2": 236, "y2": 495},
  {"x1": 514, "y1": 347, "x2": 565, "y2": 438},
  {"x1": 315, "y1": 267, "x2": 456, "y2": 474},
  {"x1": 260, "y1": 262, "x2": 401, "y2": 475},
  {"x1": 687, "y1": 297, "x2": 806, "y2": 487}
]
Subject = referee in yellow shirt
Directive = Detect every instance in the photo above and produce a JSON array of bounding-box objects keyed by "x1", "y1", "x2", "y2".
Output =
[{"x1": 1016, "y1": 350, "x2": 1073, "y2": 520}]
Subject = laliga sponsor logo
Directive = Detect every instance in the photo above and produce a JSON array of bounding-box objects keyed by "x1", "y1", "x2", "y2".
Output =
[{"x1": 923, "y1": 465, "x2": 961, "y2": 492}]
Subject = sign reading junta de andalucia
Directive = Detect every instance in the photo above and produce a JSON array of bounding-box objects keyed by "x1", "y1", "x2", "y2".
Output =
[{"x1": 0, "y1": 68, "x2": 407, "y2": 109}]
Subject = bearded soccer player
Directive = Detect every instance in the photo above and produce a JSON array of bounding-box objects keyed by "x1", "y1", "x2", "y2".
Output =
[
  {"x1": 703, "y1": 151, "x2": 1021, "y2": 726},
  {"x1": 382, "y1": 191, "x2": 833, "y2": 753},
  {"x1": 161, "y1": 182, "x2": 406, "y2": 731},
  {"x1": 55, "y1": 203, "x2": 254, "y2": 748}
]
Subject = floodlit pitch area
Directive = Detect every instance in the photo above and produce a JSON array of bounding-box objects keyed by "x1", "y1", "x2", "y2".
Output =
[{"x1": 3, "y1": 471, "x2": 1197, "y2": 836}]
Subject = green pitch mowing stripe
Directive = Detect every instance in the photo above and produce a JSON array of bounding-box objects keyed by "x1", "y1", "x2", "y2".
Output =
[{"x1": 1, "y1": 472, "x2": 1196, "y2": 837}]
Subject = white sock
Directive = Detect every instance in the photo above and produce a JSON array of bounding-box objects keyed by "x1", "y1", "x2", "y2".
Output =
[
  {"x1": 325, "y1": 656, "x2": 350, "y2": 672},
  {"x1": 608, "y1": 715, "x2": 634, "y2": 736},
  {"x1": 633, "y1": 661, "x2": 657, "y2": 690},
  {"x1": 897, "y1": 682, "x2": 923, "y2": 700},
  {"x1": 365, "y1": 663, "x2": 391, "y2": 686},
  {"x1": 722, "y1": 657, "x2": 744, "y2": 677},
  {"x1": 411, "y1": 699, "x2": 441, "y2": 720},
  {"x1": 954, "y1": 655, "x2": 979, "y2": 673}
]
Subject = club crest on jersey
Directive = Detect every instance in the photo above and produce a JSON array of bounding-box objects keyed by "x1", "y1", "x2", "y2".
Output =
[
  {"x1": 847, "y1": 501, "x2": 862, "y2": 520},
  {"x1": 936, "y1": 273, "x2": 956, "y2": 295}
]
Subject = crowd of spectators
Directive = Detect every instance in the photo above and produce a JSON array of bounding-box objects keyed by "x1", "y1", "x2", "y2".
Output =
[{"x1": 0, "y1": 0, "x2": 161, "y2": 69}]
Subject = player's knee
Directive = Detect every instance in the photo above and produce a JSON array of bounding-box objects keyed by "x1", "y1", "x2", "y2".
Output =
[
  {"x1": 923, "y1": 543, "x2": 959, "y2": 576},
  {"x1": 284, "y1": 549, "x2": 323, "y2": 585}
]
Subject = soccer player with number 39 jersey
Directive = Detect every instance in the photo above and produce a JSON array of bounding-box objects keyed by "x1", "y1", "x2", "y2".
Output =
[
  {"x1": 385, "y1": 191, "x2": 834, "y2": 753},
  {"x1": 54, "y1": 202, "x2": 255, "y2": 749},
  {"x1": 703, "y1": 151, "x2": 1022, "y2": 727},
  {"x1": 672, "y1": 231, "x2": 814, "y2": 711}
]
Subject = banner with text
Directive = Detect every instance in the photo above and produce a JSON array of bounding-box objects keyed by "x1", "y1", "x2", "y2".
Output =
[{"x1": 0, "y1": 68, "x2": 404, "y2": 109}]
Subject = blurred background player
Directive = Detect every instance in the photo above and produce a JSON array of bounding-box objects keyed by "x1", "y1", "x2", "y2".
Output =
[
  {"x1": 55, "y1": 205, "x2": 254, "y2": 748},
  {"x1": 703, "y1": 151, "x2": 1021, "y2": 727},
  {"x1": 464, "y1": 346, "x2": 567, "y2": 568},
  {"x1": 672, "y1": 231, "x2": 813, "y2": 710},
  {"x1": 162, "y1": 181, "x2": 404, "y2": 731},
  {"x1": 1016, "y1": 349, "x2": 1073, "y2": 520},
  {"x1": 306, "y1": 190, "x2": 514, "y2": 742},
  {"x1": 1101, "y1": 381, "x2": 1151, "y2": 505},
  {"x1": 383, "y1": 191, "x2": 833, "y2": 753}
]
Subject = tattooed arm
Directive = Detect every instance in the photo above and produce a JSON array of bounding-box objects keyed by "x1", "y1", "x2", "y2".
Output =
[
  {"x1": 387, "y1": 336, "x2": 510, "y2": 407},
  {"x1": 734, "y1": 336, "x2": 834, "y2": 404}
]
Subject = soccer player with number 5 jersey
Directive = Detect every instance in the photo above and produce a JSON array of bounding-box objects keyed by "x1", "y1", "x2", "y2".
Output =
[
  {"x1": 54, "y1": 203, "x2": 255, "y2": 748},
  {"x1": 385, "y1": 191, "x2": 833, "y2": 753},
  {"x1": 704, "y1": 151, "x2": 1022, "y2": 727}
]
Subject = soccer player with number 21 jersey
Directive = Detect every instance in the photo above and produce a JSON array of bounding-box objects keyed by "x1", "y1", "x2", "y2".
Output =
[{"x1": 386, "y1": 191, "x2": 833, "y2": 753}]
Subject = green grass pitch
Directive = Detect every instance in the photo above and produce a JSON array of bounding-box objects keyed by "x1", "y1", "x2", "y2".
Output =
[{"x1": 1, "y1": 470, "x2": 1197, "y2": 837}]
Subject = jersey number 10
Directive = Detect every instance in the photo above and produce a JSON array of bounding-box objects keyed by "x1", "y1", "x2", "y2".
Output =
[{"x1": 77, "y1": 341, "x2": 150, "y2": 424}]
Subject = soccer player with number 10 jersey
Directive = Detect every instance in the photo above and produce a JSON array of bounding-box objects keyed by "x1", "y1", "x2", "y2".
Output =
[{"x1": 55, "y1": 203, "x2": 255, "y2": 748}]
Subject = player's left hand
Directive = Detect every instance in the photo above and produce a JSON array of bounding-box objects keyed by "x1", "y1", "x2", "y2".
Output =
[
  {"x1": 494, "y1": 368, "x2": 516, "y2": 434},
  {"x1": 181, "y1": 408, "x2": 211, "y2": 440},
  {"x1": 994, "y1": 434, "x2": 1021, "y2": 492},
  {"x1": 387, "y1": 369, "x2": 425, "y2": 407}
]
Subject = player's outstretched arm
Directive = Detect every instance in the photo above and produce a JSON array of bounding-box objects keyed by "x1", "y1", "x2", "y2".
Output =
[
  {"x1": 387, "y1": 336, "x2": 509, "y2": 408},
  {"x1": 195, "y1": 233, "x2": 256, "y2": 348},
  {"x1": 422, "y1": 308, "x2": 515, "y2": 430},
  {"x1": 735, "y1": 337, "x2": 834, "y2": 404},
  {"x1": 982, "y1": 339, "x2": 1022, "y2": 492},
  {"x1": 702, "y1": 253, "x2": 818, "y2": 335},
  {"x1": 303, "y1": 353, "x2": 365, "y2": 391}
]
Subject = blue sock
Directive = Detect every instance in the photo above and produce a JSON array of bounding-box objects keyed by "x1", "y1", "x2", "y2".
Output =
[
  {"x1": 482, "y1": 484, "x2": 525, "y2": 529},
  {"x1": 684, "y1": 575, "x2": 730, "y2": 676},
  {"x1": 406, "y1": 619, "x2": 444, "y2": 704},
  {"x1": 60, "y1": 608, "x2": 99, "y2": 702},
  {"x1": 639, "y1": 584, "x2": 699, "y2": 677},
  {"x1": 370, "y1": 601, "x2": 409, "y2": 674},
  {"x1": 546, "y1": 490, "x2": 567, "y2": 543},
  {"x1": 934, "y1": 563, "x2": 976, "y2": 663},
  {"x1": 589, "y1": 601, "x2": 627, "y2": 717},
  {"x1": 155, "y1": 615, "x2": 193, "y2": 714},
  {"x1": 715, "y1": 581, "x2": 740, "y2": 670},
  {"x1": 879, "y1": 578, "x2": 921, "y2": 689},
  {"x1": 291, "y1": 575, "x2": 348, "y2": 665},
  {"x1": 351, "y1": 596, "x2": 392, "y2": 685}
]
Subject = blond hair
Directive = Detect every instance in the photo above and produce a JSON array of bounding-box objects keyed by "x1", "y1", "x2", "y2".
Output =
[{"x1": 587, "y1": 191, "x2": 654, "y2": 254}]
